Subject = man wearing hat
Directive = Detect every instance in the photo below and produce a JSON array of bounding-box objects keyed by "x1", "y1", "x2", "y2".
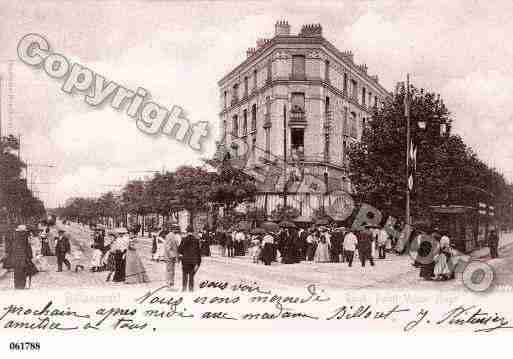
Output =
[
  {"x1": 178, "y1": 225, "x2": 201, "y2": 292},
  {"x1": 163, "y1": 224, "x2": 181, "y2": 290},
  {"x1": 357, "y1": 224, "x2": 375, "y2": 267},
  {"x1": 12, "y1": 225, "x2": 34, "y2": 289},
  {"x1": 55, "y1": 229, "x2": 71, "y2": 272}
]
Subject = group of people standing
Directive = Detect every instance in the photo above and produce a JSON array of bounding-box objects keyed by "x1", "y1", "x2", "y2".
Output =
[{"x1": 211, "y1": 223, "x2": 394, "y2": 268}]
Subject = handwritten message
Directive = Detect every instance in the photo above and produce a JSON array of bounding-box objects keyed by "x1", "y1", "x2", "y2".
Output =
[{"x1": 0, "y1": 280, "x2": 512, "y2": 333}]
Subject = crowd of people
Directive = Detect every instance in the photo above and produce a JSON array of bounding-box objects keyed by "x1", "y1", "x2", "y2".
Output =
[
  {"x1": 209, "y1": 223, "x2": 394, "y2": 268},
  {"x1": 1, "y1": 218, "x2": 502, "y2": 291}
]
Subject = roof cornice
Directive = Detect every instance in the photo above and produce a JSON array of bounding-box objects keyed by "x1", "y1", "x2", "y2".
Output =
[{"x1": 218, "y1": 35, "x2": 389, "y2": 95}]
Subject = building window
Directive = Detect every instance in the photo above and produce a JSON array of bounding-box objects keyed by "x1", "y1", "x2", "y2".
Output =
[
  {"x1": 242, "y1": 109, "x2": 248, "y2": 136},
  {"x1": 351, "y1": 79, "x2": 357, "y2": 100},
  {"x1": 265, "y1": 96, "x2": 271, "y2": 114},
  {"x1": 232, "y1": 84, "x2": 239, "y2": 103},
  {"x1": 266, "y1": 61, "x2": 272, "y2": 82},
  {"x1": 343, "y1": 73, "x2": 348, "y2": 96},
  {"x1": 223, "y1": 119, "x2": 227, "y2": 138},
  {"x1": 232, "y1": 115, "x2": 238, "y2": 137},
  {"x1": 244, "y1": 76, "x2": 248, "y2": 97},
  {"x1": 291, "y1": 92, "x2": 305, "y2": 113},
  {"x1": 223, "y1": 91, "x2": 227, "y2": 109},
  {"x1": 368, "y1": 92, "x2": 372, "y2": 107},
  {"x1": 291, "y1": 128, "x2": 305, "y2": 158},
  {"x1": 292, "y1": 55, "x2": 306, "y2": 80},
  {"x1": 350, "y1": 111, "x2": 357, "y2": 138},
  {"x1": 325, "y1": 60, "x2": 330, "y2": 81},
  {"x1": 253, "y1": 69, "x2": 258, "y2": 90},
  {"x1": 251, "y1": 104, "x2": 257, "y2": 131},
  {"x1": 362, "y1": 87, "x2": 366, "y2": 106},
  {"x1": 374, "y1": 95, "x2": 378, "y2": 108}
]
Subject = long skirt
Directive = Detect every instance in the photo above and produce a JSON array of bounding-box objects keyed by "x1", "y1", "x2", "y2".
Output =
[
  {"x1": 105, "y1": 252, "x2": 116, "y2": 272},
  {"x1": 112, "y1": 251, "x2": 126, "y2": 282},
  {"x1": 125, "y1": 249, "x2": 149, "y2": 284},
  {"x1": 314, "y1": 243, "x2": 330, "y2": 263},
  {"x1": 261, "y1": 243, "x2": 274, "y2": 265},
  {"x1": 420, "y1": 261, "x2": 435, "y2": 279},
  {"x1": 434, "y1": 253, "x2": 450, "y2": 277},
  {"x1": 13, "y1": 266, "x2": 27, "y2": 289},
  {"x1": 41, "y1": 241, "x2": 53, "y2": 256}
]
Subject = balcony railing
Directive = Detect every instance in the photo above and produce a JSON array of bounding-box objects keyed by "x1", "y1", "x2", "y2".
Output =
[
  {"x1": 290, "y1": 73, "x2": 307, "y2": 81},
  {"x1": 289, "y1": 108, "x2": 306, "y2": 127}
]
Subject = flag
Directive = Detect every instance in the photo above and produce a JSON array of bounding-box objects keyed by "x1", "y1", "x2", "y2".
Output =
[{"x1": 408, "y1": 140, "x2": 417, "y2": 191}]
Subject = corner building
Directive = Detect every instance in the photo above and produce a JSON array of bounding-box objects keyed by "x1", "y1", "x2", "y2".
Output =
[{"x1": 217, "y1": 21, "x2": 390, "y2": 221}]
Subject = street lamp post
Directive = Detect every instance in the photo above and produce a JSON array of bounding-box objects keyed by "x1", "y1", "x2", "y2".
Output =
[{"x1": 405, "y1": 74, "x2": 411, "y2": 227}]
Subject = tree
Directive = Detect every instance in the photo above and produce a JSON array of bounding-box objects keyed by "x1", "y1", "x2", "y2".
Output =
[
  {"x1": 0, "y1": 135, "x2": 45, "y2": 223},
  {"x1": 173, "y1": 166, "x2": 213, "y2": 228},
  {"x1": 347, "y1": 85, "x2": 510, "y2": 223},
  {"x1": 145, "y1": 172, "x2": 178, "y2": 224},
  {"x1": 208, "y1": 161, "x2": 257, "y2": 211}
]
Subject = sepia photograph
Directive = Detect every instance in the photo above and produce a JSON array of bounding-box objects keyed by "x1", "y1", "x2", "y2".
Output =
[{"x1": 0, "y1": 1, "x2": 512, "y2": 353}]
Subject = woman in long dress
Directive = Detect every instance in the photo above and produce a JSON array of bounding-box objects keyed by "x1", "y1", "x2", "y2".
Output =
[
  {"x1": 314, "y1": 235, "x2": 330, "y2": 263},
  {"x1": 261, "y1": 233, "x2": 274, "y2": 266},
  {"x1": 41, "y1": 228, "x2": 52, "y2": 256},
  {"x1": 112, "y1": 231, "x2": 129, "y2": 282},
  {"x1": 125, "y1": 235, "x2": 149, "y2": 284}
]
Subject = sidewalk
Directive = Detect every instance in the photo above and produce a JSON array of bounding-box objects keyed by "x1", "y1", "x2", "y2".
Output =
[{"x1": 469, "y1": 230, "x2": 513, "y2": 258}]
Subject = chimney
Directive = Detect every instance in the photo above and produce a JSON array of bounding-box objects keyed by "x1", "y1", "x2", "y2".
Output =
[
  {"x1": 275, "y1": 20, "x2": 291, "y2": 36},
  {"x1": 299, "y1": 23, "x2": 323, "y2": 37},
  {"x1": 246, "y1": 47, "x2": 256, "y2": 58},
  {"x1": 341, "y1": 50, "x2": 354, "y2": 62}
]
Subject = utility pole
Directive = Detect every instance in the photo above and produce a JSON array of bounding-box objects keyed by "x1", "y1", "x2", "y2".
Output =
[{"x1": 405, "y1": 74, "x2": 411, "y2": 227}]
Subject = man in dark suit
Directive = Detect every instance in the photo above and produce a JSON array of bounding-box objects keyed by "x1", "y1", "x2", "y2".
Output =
[
  {"x1": 55, "y1": 229, "x2": 71, "y2": 272},
  {"x1": 488, "y1": 229, "x2": 499, "y2": 258},
  {"x1": 11, "y1": 225, "x2": 33, "y2": 289},
  {"x1": 178, "y1": 226, "x2": 201, "y2": 292},
  {"x1": 357, "y1": 224, "x2": 375, "y2": 267}
]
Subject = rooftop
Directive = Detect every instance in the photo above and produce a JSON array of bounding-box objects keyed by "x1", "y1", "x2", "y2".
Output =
[{"x1": 218, "y1": 20, "x2": 388, "y2": 95}]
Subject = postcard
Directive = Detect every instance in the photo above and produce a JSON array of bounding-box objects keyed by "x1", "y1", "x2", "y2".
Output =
[{"x1": 1, "y1": 0, "x2": 512, "y2": 356}]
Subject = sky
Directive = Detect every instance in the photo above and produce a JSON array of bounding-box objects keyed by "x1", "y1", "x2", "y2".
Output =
[{"x1": 0, "y1": 0, "x2": 512, "y2": 208}]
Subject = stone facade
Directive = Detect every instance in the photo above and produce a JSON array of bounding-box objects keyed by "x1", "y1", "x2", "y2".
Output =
[{"x1": 217, "y1": 21, "x2": 390, "y2": 220}]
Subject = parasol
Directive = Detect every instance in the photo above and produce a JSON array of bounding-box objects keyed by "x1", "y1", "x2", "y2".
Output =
[
  {"x1": 251, "y1": 227, "x2": 266, "y2": 235},
  {"x1": 315, "y1": 218, "x2": 330, "y2": 226},
  {"x1": 260, "y1": 221, "x2": 280, "y2": 232},
  {"x1": 279, "y1": 220, "x2": 297, "y2": 228}
]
